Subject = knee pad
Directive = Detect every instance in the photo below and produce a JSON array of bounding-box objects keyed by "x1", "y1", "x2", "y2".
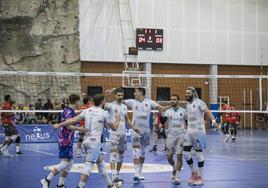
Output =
[
  {"x1": 81, "y1": 161, "x2": 93, "y2": 176},
  {"x1": 196, "y1": 151, "x2": 205, "y2": 163},
  {"x1": 55, "y1": 160, "x2": 70, "y2": 172},
  {"x1": 133, "y1": 148, "x2": 140, "y2": 159},
  {"x1": 183, "y1": 146, "x2": 192, "y2": 152},
  {"x1": 183, "y1": 151, "x2": 192, "y2": 161},
  {"x1": 78, "y1": 138, "x2": 83, "y2": 143},
  {"x1": 117, "y1": 153, "x2": 124, "y2": 163},
  {"x1": 140, "y1": 146, "x2": 146, "y2": 157},
  {"x1": 5, "y1": 136, "x2": 10, "y2": 141},
  {"x1": 11, "y1": 135, "x2": 18, "y2": 142},
  {"x1": 230, "y1": 129, "x2": 234, "y2": 134},
  {"x1": 15, "y1": 136, "x2": 20, "y2": 144},
  {"x1": 187, "y1": 158, "x2": 193, "y2": 165},
  {"x1": 97, "y1": 161, "x2": 106, "y2": 174},
  {"x1": 110, "y1": 152, "x2": 117, "y2": 163},
  {"x1": 198, "y1": 161, "x2": 204, "y2": 168}
]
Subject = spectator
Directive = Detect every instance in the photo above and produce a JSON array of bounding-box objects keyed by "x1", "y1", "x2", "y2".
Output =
[
  {"x1": 35, "y1": 98, "x2": 43, "y2": 120},
  {"x1": 15, "y1": 104, "x2": 25, "y2": 124},
  {"x1": 61, "y1": 97, "x2": 69, "y2": 109},
  {"x1": 25, "y1": 104, "x2": 37, "y2": 124},
  {"x1": 44, "y1": 99, "x2": 54, "y2": 123},
  {"x1": 54, "y1": 98, "x2": 61, "y2": 110},
  {"x1": 53, "y1": 98, "x2": 62, "y2": 124}
]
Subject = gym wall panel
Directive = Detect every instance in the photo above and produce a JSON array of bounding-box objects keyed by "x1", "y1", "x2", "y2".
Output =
[{"x1": 79, "y1": 0, "x2": 268, "y2": 65}]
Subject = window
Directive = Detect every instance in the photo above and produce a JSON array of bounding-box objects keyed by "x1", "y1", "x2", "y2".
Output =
[
  {"x1": 157, "y1": 87, "x2": 170, "y2": 101},
  {"x1": 87, "y1": 86, "x2": 102, "y2": 98},
  {"x1": 122, "y1": 88, "x2": 135, "y2": 99}
]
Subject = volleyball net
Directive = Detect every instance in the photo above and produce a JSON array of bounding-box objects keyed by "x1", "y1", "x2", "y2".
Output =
[{"x1": 0, "y1": 70, "x2": 268, "y2": 129}]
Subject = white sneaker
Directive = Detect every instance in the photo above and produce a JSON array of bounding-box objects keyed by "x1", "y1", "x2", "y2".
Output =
[
  {"x1": 139, "y1": 175, "x2": 145, "y2": 180},
  {"x1": 173, "y1": 176, "x2": 181, "y2": 185},
  {"x1": 224, "y1": 134, "x2": 230, "y2": 142},
  {"x1": 139, "y1": 167, "x2": 145, "y2": 180},
  {"x1": 40, "y1": 178, "x2": 50, "y2": 188},
  {"x1": 0, "y1": 148, "x2": 12, "y2": 157}
]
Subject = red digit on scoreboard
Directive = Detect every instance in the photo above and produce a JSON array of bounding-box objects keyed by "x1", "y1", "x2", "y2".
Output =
[
  {"x1": 156, "y1": 38, "x2": 163, "y2": 43},
  {"x1": 139, "y1": 37, "x2": 146, "y2": 43}
]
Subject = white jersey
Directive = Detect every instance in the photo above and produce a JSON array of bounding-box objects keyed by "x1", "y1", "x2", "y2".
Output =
[
  {"x1": 164, "y1": 107, "x2": 186, "y2": 136},
  {"x1": 124, "y1": 98, "x2": 158, "y2": 133},
  {"x1": 186, "y1": 98, "x2": 207, "y2": 133},
  {"x1": 78, "y1": 106, "x2": 111, "y2": 143},
  {"x1": 104, "y1": 101, "x2": 127, "y2": 136}
]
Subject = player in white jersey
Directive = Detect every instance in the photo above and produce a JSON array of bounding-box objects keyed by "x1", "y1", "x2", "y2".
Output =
[
  {"x1": 105, "y1": 88, "x2": 139, "y2": 183},
  {"x1": 183, "y1": 87, "x2": 218, "y2": 186},
  {"x1": 161, "y1": 95, "x2": 186, "y2": 185},
  {"x1": 53, "y1": 94, "x2": 122, "y2": 188},
  {"x1": 123, "y1": 87, "x2": 169, "y2": 183}
]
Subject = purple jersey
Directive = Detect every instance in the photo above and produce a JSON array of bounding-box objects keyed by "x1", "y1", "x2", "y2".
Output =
[{"x1": 58, "y1": 107, "x2": 76, "y2": 147}]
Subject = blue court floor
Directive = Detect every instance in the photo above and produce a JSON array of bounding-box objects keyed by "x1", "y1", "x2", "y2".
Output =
[{"x1": 1, "y1": 129, "x2": 268, "y2": 188}]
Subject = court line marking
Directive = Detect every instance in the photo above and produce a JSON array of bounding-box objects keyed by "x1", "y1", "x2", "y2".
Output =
[{"x1": 23, "y1": 148, "x2": 56, "y2": 156}]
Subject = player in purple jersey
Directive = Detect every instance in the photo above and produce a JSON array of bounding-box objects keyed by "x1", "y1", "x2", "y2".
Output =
[
  {"x1": 53, "y1": 94, "x2": 122, "y2": 188},
  {"x1": 41, "y1": 94, "x2": 88, "y2": 188}
]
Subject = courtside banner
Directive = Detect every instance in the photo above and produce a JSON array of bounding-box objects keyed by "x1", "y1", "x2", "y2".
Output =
[
  {"x1": 16, "y1": 124, "x2": 59, "y2": 143},
  {"x1": 0, "y1": 124, "x2": 132, "y2": 143}
]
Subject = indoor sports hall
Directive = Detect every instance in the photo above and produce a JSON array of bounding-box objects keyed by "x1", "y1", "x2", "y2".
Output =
[{"x1": 0, "y1": 1, "x2": 268, "y2": 188}]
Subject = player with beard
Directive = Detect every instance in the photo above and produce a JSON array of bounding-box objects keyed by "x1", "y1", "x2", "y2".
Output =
[
  {"x1": 161, "y1": 94, "x2": 186, "y2": 184},
  {"x1": 183, "y1": 87, "x2": 218, "y2": 185}
]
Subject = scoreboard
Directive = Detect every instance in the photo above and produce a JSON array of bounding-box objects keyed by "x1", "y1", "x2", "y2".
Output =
[{"x1": 136, "y1": 28, "x2": 163, "y2": 51}]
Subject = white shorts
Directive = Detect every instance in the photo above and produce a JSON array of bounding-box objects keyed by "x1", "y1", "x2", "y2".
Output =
[
  {"x1": 184, "y1": 131, "x2": 207, "y2": 151},
  {"x1": 132, "y1": 131, "x2": 150, "y2": 147},
  {"x1": 166, "y1": 134, "x2": 185, "y2": 154},
  {"x1": 83, "y1": 137, "x2": 101, "y2": 163},
  {"x1": 110, "y1": 133, "x2": 127, "y2": 151}
]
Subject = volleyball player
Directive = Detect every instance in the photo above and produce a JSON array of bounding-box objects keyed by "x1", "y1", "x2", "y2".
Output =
[
  {"x1": 53, "y1": 94, "x2": 122, "y2": 188},
  {"x1": 123, "y1": 87, "x2": 170, "y2": 183},
  {"x1": 161, "y1": 94, "x2": 186, "y2": 184},
  {"x1": 104, "y1": 88, "x2": 139, "y2": 183},
  {"x1": 77, "y1": 95, "x2": 93, "y2": 157},
  {"x1": 0, "y1": 95, "x2": 23, "y2": 157},
  {"x1": 41, "y1": 94, "x2": 87, "y2": 188},
  {"x1": 183, "y1": 87, "x2": 218, "y2": 185}
]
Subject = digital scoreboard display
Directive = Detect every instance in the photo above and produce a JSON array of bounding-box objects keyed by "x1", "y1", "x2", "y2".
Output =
[{"x1": 136, "y1": 28, "x2": 163, "y2": 51}]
